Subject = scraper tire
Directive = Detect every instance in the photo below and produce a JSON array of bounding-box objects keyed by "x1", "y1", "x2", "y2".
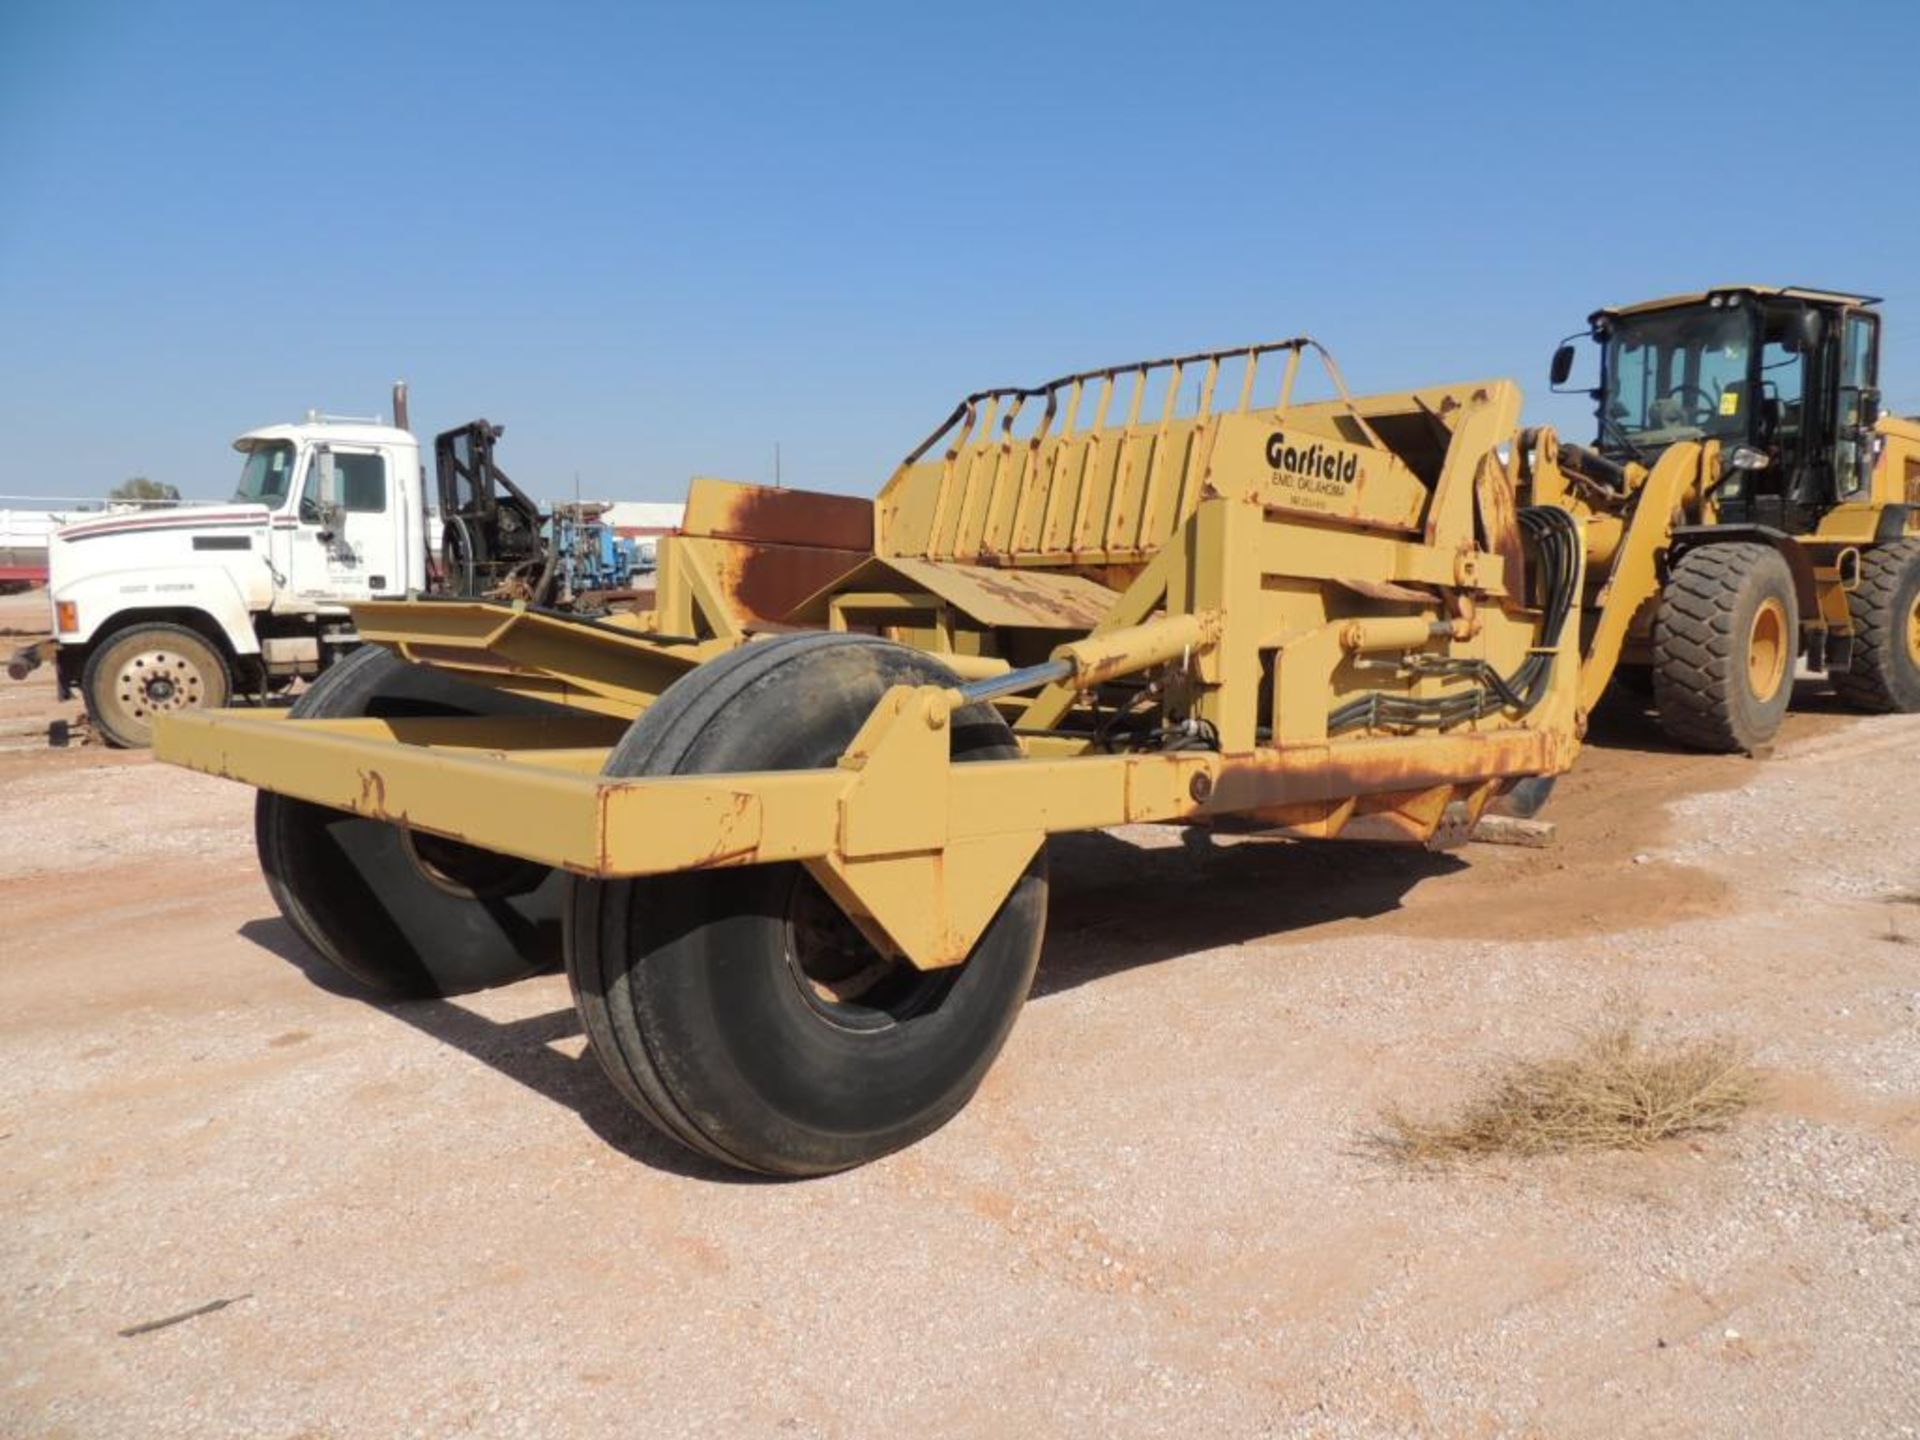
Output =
[
  {"x1": 256, "y1": 645, "x2": 567, "y2": 998},
  {"x1": 567, "y1": 633, "x2": 1048, "y2": 1177}
]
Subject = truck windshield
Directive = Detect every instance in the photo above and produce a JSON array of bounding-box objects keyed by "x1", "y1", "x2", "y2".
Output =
[
  {"x1": 233, "y1": 442, "x2": 298, "y2": 505},
  {"x1": 1601, "y1": 304, "x2": 1753, "y2": 453}
]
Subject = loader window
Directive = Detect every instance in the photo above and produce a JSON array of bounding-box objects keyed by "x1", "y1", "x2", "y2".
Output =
[
  {"x1": 1836, "y1": 314, "x2": 1879, "y2": 498},
  {"x1": 1757, "y1": 334, "x2": 1805, "y2": 447},
  {"x1": 232, "y1": 441, "x2": 297, "y2": 505},
  {"x1": 1839, "y1": 314, "x2": 1877, "y2": 427},
  {"x1": 1601, "y1": 304, "x2": 1754, "y2": 453}
]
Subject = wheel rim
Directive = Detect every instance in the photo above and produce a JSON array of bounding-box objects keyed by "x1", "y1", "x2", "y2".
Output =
[
  {"x1": 781, "y1": 872, "x2": 953, "y2": 1030},
  {"x1": 115, "y1": 647, "x2": 208, "y2": 724},
  {"x1": 401, "y1": 826, "x2": 550, "y2": 901},
  {"x1": 1746, "y1": 596, "x2": 1789, "y2": 701},
  {"x1": 1907, "y1": 591, "x2": 1920, "y2": 668}
]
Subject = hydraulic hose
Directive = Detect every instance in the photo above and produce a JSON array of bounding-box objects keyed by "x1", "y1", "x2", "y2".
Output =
[{"x1": 1327, "y1": 505, "x2": 1580, "y2": 735}]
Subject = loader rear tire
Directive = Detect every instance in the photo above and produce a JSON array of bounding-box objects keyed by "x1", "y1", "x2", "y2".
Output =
[
  {"x1": 1652, "y1": 543, "x2": 1798, "y2": 754},
  {"x1": 255, "y1": 645, "x2": 565, "y2": 998},
  {"x1": 1831, "y1": 540, "x2": 1920, "y2": 714},
  {"x1": 567, "y1": 633, "x2": 1047, "y2": 1177}
]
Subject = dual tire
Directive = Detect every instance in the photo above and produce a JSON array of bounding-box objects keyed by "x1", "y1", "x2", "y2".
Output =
[{"x1": 257, "y1": 634, "x2": 1048, "y2": 1176}]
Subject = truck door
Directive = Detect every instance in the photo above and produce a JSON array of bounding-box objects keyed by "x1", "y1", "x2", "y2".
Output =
[{"x1": 291, "y1": 445, "x2": 402, "y2": 601}]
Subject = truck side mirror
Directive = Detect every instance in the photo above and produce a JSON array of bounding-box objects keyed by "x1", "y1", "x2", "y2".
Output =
[
  {"x1": 315, "y1": 449, "x2": 339, "y2": 510},
  {"x1": 309, "y1": 448, "x2": 344, "y2": 538},
  {"x1": 1549, "y1": 343, "x2": 1576, "y2": 387}
]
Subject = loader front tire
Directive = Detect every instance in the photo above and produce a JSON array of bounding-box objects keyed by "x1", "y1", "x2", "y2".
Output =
[
  {"x1": 567, "y1": 633, "x2": 1047, "y2": 1177},
  {"x1": 255, "y1": 645, "x2": 565, "y2": 998},
  {"x1": 1652, "y1": 543, "x2": 1798, "y2": 754},
  {"x1": 1831, "y1": 540, "x2": 1920, "y2": 714}
]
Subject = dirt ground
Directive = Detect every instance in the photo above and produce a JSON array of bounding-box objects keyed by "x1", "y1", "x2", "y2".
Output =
[{"x1": 2, "y1": 584, "x2": 1916, "y2": 1439}]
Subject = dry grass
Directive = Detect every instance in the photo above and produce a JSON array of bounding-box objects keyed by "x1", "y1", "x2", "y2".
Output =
[{"x1": 1377, "y1": 1007, "x2": 1761, "y2": 1165}]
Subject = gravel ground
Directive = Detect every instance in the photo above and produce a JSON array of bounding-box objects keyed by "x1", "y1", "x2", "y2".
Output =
[{"x1": 2, "y1": 587, "x2": 1916, "y2": 1438}]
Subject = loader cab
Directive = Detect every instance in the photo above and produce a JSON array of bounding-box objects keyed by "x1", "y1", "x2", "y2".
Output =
[{"x1": 1573, "y1": 286, "x2": 1883, "y2": 533}]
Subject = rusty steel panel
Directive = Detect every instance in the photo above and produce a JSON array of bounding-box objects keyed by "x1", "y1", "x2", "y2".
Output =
[
  {"x1": 878, "y1": 557, "x2": 1117, "y2": 630},
  {"x1": 666, "y1": 479, "x2": 878, "y2": 630},
  {"x1": 682, "y1": 477, "x2": 874, "y2": 551},
  {"x1": 782, "y1": 555, "x2": 1121, "y2": 632},
  {"x1": 702, "y1": 538, "x2": 873, "y2": 627}
]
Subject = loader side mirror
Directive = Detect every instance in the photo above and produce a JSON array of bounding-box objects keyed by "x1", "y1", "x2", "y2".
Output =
[
  {"x1": 1549, "y1": 343, "x2": 1576, "y2": 387},
  {"x1": 1859, "y1": 387, "x2": 1881, "y2": 427},
  {"x1": 1783, "y1": 308, "x2": 1823, "y2": 352}
]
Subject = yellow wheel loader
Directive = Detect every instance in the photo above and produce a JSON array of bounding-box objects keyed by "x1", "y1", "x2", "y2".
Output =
[
  {"x1": 154, "y1": 294, "x2": 1920, "y2": 1176},
  {"x1": 1538, "y1": 285, "x2": 1920, "y2": 750}
]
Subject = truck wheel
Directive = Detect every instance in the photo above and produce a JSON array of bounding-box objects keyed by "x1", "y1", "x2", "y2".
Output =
[
  {"x1": 1832, "y1": 540, "x2": 1920, "y2": 714},
  {"x1": 1652, "y1": 542, "x2": 1798, "y2": 754},
  {"x1": 255, "y1": 645, "x2": 564, "y2": 998},
  {"x1": 567, "y1": 633, "x2": 1048, "y2": 1177},
  {"x1": 81, "y1": 622, "x2": 232, "y2": 749}
]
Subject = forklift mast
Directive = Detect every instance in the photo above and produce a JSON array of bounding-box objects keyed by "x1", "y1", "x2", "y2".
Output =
[{"x1": 433, "y1": 420, "x2": 547, "y2": 597}]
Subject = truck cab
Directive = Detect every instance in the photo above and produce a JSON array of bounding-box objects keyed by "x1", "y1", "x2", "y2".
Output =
[
  {"x1": 42, "y1": 403, "x2": 426, "y2": 746},
  {"x1": 232, "y1": 415, "x2": 426, "y2": 611}
]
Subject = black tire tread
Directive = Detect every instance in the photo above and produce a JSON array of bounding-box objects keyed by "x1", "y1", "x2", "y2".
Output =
[
  {"x1": 569, "y1": 638, "x2": 878, "y2": 1167},
  {"x1": 567, "y1": 634, "x2": 919, "y2": 1169},
  {"x1": 1652, "y1": 543, "x2": 1795, "y2": 753},
  {"x1": 566, "y1": 633, "x2": 1042, "y2": 1176},
  {"x1": 261, "y1": 649, "x2": 420, "y2": 992},
  {"x1": 1831, "y1": 539, "x2": 1920, "y2": 713},
  {"x1": 81, "y1": 620, "x2": 232, "y2": 749},
  {"x1": 257, "y1": 645, "x2": 563, "y2": 997}
]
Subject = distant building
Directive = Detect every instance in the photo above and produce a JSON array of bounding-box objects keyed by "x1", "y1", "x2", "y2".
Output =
[
  {"x1": 600, "y1": 501, "x2": 685, "y2": 570},
  {"x1": 0, "y1": 501, "x2": 82, "y2": 589},
  {"x1": 601, "y1": 500, "x2": 684, "y2": 536}
]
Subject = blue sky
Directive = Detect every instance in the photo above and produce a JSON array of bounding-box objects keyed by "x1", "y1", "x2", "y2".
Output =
[{"x1": 3, "y1": 0, "x2": 1916, "y2": 503}]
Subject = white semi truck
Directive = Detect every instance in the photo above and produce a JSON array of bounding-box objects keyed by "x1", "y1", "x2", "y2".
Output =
[{"x1": 10, "y1": 385, "x2": 659, "y2": 746}]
